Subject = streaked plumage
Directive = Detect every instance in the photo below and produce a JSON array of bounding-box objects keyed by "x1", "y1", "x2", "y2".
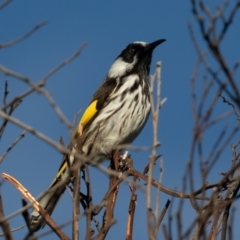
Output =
[{"x1": 30, "y1": 39, "x2": 166, "y2": 231}]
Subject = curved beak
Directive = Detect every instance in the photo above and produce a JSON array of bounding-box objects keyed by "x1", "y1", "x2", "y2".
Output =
[{"x1": 146, "y1": 39, "x2": 166, "y2": 52}]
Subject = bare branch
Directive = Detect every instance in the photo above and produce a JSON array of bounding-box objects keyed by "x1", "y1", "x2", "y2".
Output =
[
  {"x1": 1, "y1": 173, "x2": 70, "y2": 240},
  {"x1": 147, "y1": 62, "x2": 163, "y2": 240},
  {"x1": 0, "y1": 21, "x2": 48, "y2": 49},
  {"x1": 0, "y1": 43, "x2": 87, "y2": 129},
  {"x1": 72, "y1": 163, "x2": 80, "y2": 240},
  {"x1": 0, "y1": 130, "x2": 27, "y2": 164},
  {"x1": 2, "y1": 81, "x2": 9, "y2": 108},
  {"x1": 219, "y1": 1, "x2": 240, "y2": 42},
  {"x1": 0, "y1": 193, "x2": 13, "y2": 240},
  {"x1": 219, "y1": 92, "x2": 240, "y2": 120},
  {"x1": 188, "y1": 21, "x2": 234, "y2": 102},
  {"x1": 0, "y1": 109, "x2": 71, "y2": 156},
  {"x1": 126, "y1": 175, "x2": 137, "y2": 240},
  {"x1": 40, "y1": 42, "x2": 88, "y2": 85},
  {"x1": 156, "y1": 199, "x2": 171, "y2": 230},
  {"x1": 0, "y1": 96, "x2": 22, "y2": 141},
  {"x1": 190, "y1": 1, "x2": 240, "y2": 106},
  {"x1": 98, "y1": 152, "x2": 121, "y2": 239},
  {"x1": 0, "y1": 0, "x2": 11, "y2": 11}
]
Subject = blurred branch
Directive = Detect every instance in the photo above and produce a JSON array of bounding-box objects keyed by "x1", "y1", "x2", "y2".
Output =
[
  {"x1": 227, "y1": 206, "x2": 235, "y2": 240},
  {"x1": 188, "y1": 21, "x2": 236, "y2": 104},
  {"x1": 126, "y1": 175, "x2": 137, "y2": 240},
  {"x1": 0, "y1": 225, "x2": 25, "y2": 237},
  {"x1": 0, "y1": 65, "x2": 72, "y2": 128},
  {"x1": 1, "y1": 173, "x2": 70, "y2": 240},
  {"x1": 0, "y1": 0, "x2": 11, "y2": 11},
  {"x1": 147, "y1": 62, "x2": 163, "y2": 240},
  {"x1": 2, "y1": 81, "x2": 8, "y2": 108},
  {"x1": 130, "y1": 161, "x2": 209, "y2": 200},
  {"x1": 153, "y1": 158, "x2": 165, "y2": 236},
  {"x1": 0, "y1": 130, "x2": 27, "y2": 164},
  {"x1": 0, "y1": 193, "x2": 13, "y2": 240},
  {"x1": 190, "y1": 0, "x2": 240, "y2": 107},
  {"x1": 206, "y1": 125, "x2": 240, "y2": 175},
  {"x1": 72, "y1": 165, "x2": 80, "y2": 240},
  {"x1": 218, "y1": 1, "x2": 240, "y2": 42},
  {"x1": 0, "y1": 97, "x2": 22, "y2": 140},
  {"x1": 219, "y1": 92, "x2": 240, "y2": 120},
  {"x1": 39, "y1": 42, "x2": 88, "y2": 87},
  {"x1": 82, "y1": 166, "x2": 94, "y2": 239},
  {"x1": 0, "y1": 109, "x2": 72, "y2": 156},
  {"x1": 0, "y1": 42, "x2": 87, "y2": 129},
  {"x1": 98, "y1": 152, "x2": 121, "y2": 239},
  {"x1": 0, "y1": 21, "x2": 48, "y2": 49},
  {"x1": 162, "y1": 224, "x2": 170, "y2": 240},
  {"x1": 0, "y1": 81, "x2": 22, "y2": 140},
  {"x1": 156, "y1": 199, "x2": 171, "y2": 231}
]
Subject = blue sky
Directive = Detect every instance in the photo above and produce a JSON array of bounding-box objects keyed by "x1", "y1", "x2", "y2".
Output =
[{"x1": 0, "y1": 1, "x2": 240, "y2": 239}]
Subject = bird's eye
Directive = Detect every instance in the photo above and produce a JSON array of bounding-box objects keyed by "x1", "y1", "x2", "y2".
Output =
[{"x1": 129, "y1": 48, "x2": 135, "y2": 54}]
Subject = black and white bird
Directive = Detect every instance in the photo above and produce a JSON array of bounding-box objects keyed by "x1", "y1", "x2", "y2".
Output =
[{"x1": 30, "y1": 39, "x2": 166, "y2": 231}]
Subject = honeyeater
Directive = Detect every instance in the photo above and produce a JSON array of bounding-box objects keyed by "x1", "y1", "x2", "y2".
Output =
[{"x1": 30, "y1": 39, "x2": 166, "y2": 231}]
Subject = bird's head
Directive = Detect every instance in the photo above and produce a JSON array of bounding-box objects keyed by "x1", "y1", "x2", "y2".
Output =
[{"x1": 108, "y1": 39, "x2": 166, "y2": 78}]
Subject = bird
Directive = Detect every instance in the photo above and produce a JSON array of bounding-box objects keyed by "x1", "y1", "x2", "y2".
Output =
[{"x1": 30, "y1": 39, "x2": 166, "y2": 231}]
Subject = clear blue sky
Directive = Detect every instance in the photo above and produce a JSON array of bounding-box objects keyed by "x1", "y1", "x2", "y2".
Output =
[{"x1": 0, "y1": 1, "x2": 239, "y2": 239}]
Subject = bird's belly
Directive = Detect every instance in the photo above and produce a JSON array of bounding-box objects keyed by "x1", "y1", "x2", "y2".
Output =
[{"x1": 82, "y1": 93, "x2": 150, "y2": 158}]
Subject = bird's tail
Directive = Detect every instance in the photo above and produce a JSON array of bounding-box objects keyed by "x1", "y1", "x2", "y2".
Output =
[{"x1": 30, "y1": 155, "x2": 71, "y2": 232}]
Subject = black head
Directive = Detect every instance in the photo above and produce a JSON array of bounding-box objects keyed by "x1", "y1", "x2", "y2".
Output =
[{"x1": 108, "y1": 39, "x2": 166, "y2": 78}]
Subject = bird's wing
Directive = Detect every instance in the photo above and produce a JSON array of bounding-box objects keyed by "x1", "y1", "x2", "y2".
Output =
[
  {"x1": 77, "y1": 77, "x2": 118, "y2": 136},
  {"x1": 51, "y1": 77, "x2": 119, "y2": 179}
]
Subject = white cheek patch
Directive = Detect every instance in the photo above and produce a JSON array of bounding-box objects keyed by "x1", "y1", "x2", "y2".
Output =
[{"x1": 108, "y1": 57, "x2": 135, "y2": 78}]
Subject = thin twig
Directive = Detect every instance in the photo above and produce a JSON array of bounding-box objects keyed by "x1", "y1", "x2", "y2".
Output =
[
  {"x1": 0, "y1": 98, "x2": 22, "y2": 140},
  {"x1": 147, "y1": 62, "x2": 162, "y2": 240},
  {"x1": 0, "y1": 43, "x2": 87, "y2": 129},
  {"x1": 0, "y1": 193, "x2": 13, "y2": 240},
  {"x1": 98, "y1": 152, "x2": 121, "y2": 239},
  {"x1": 187, "y1": 21, "x2": 236, "y2": 104},
  {"x1": 0, "y1": 109, "x2": 72, "y2": 156},
  {"x1": 72, "y1": 166, "x2": 80, "y2": 240},
  {"x1": 154, "y1": 158, "x2": 164, "y2": 236},
  {"x1": 0, "y1": 21, "x2": 48, "y2": 49},
  {"x1": 126, "y1": 175, "x2": 137, "y2": 240},
  {"x1": 2, "y1": 81, "x2": 9, "y2": 108},
  {"x1": 219, "y1": 93, "x2": 240, "y2": 120},
  {"x1": 40, "y1": 42, "x2": 88, "y2": 86},
  {"x1": 83, "y1": 166, "x2": 94, "y2": 239},
  {"x1": 0, "y1": 130, "x2": 27, "y2": 163},
  {"x1": 156, "y1": 199, "x2": 171, "y2": 230},
  {"x1": 190, "y1": 1, "x2": 240, "y2": 106},
  {"x1": 1, "y1": 173, "x2": 70, "y2": 240},
  {"x1": 0, "y1": 0, "x2": 11, "y2": 11},
  {"x1": 0, "y1": 225, "x2": 25, "y2": 237}
]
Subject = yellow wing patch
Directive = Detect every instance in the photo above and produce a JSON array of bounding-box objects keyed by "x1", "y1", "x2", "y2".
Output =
[
  {"x1": 55, "y1": 161, "x2": 68, "y2": 180},
  {"x1": 52, "y1": 102, "x2": 98, "y2": 185},
  {"x1": 77, "y1": 100, "x2": 98, "y2": 136}
]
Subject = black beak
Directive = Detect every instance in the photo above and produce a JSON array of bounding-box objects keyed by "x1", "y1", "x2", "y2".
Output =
[{"x1": 146, "y1": 39, "x2": 166, "y2": 52}]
